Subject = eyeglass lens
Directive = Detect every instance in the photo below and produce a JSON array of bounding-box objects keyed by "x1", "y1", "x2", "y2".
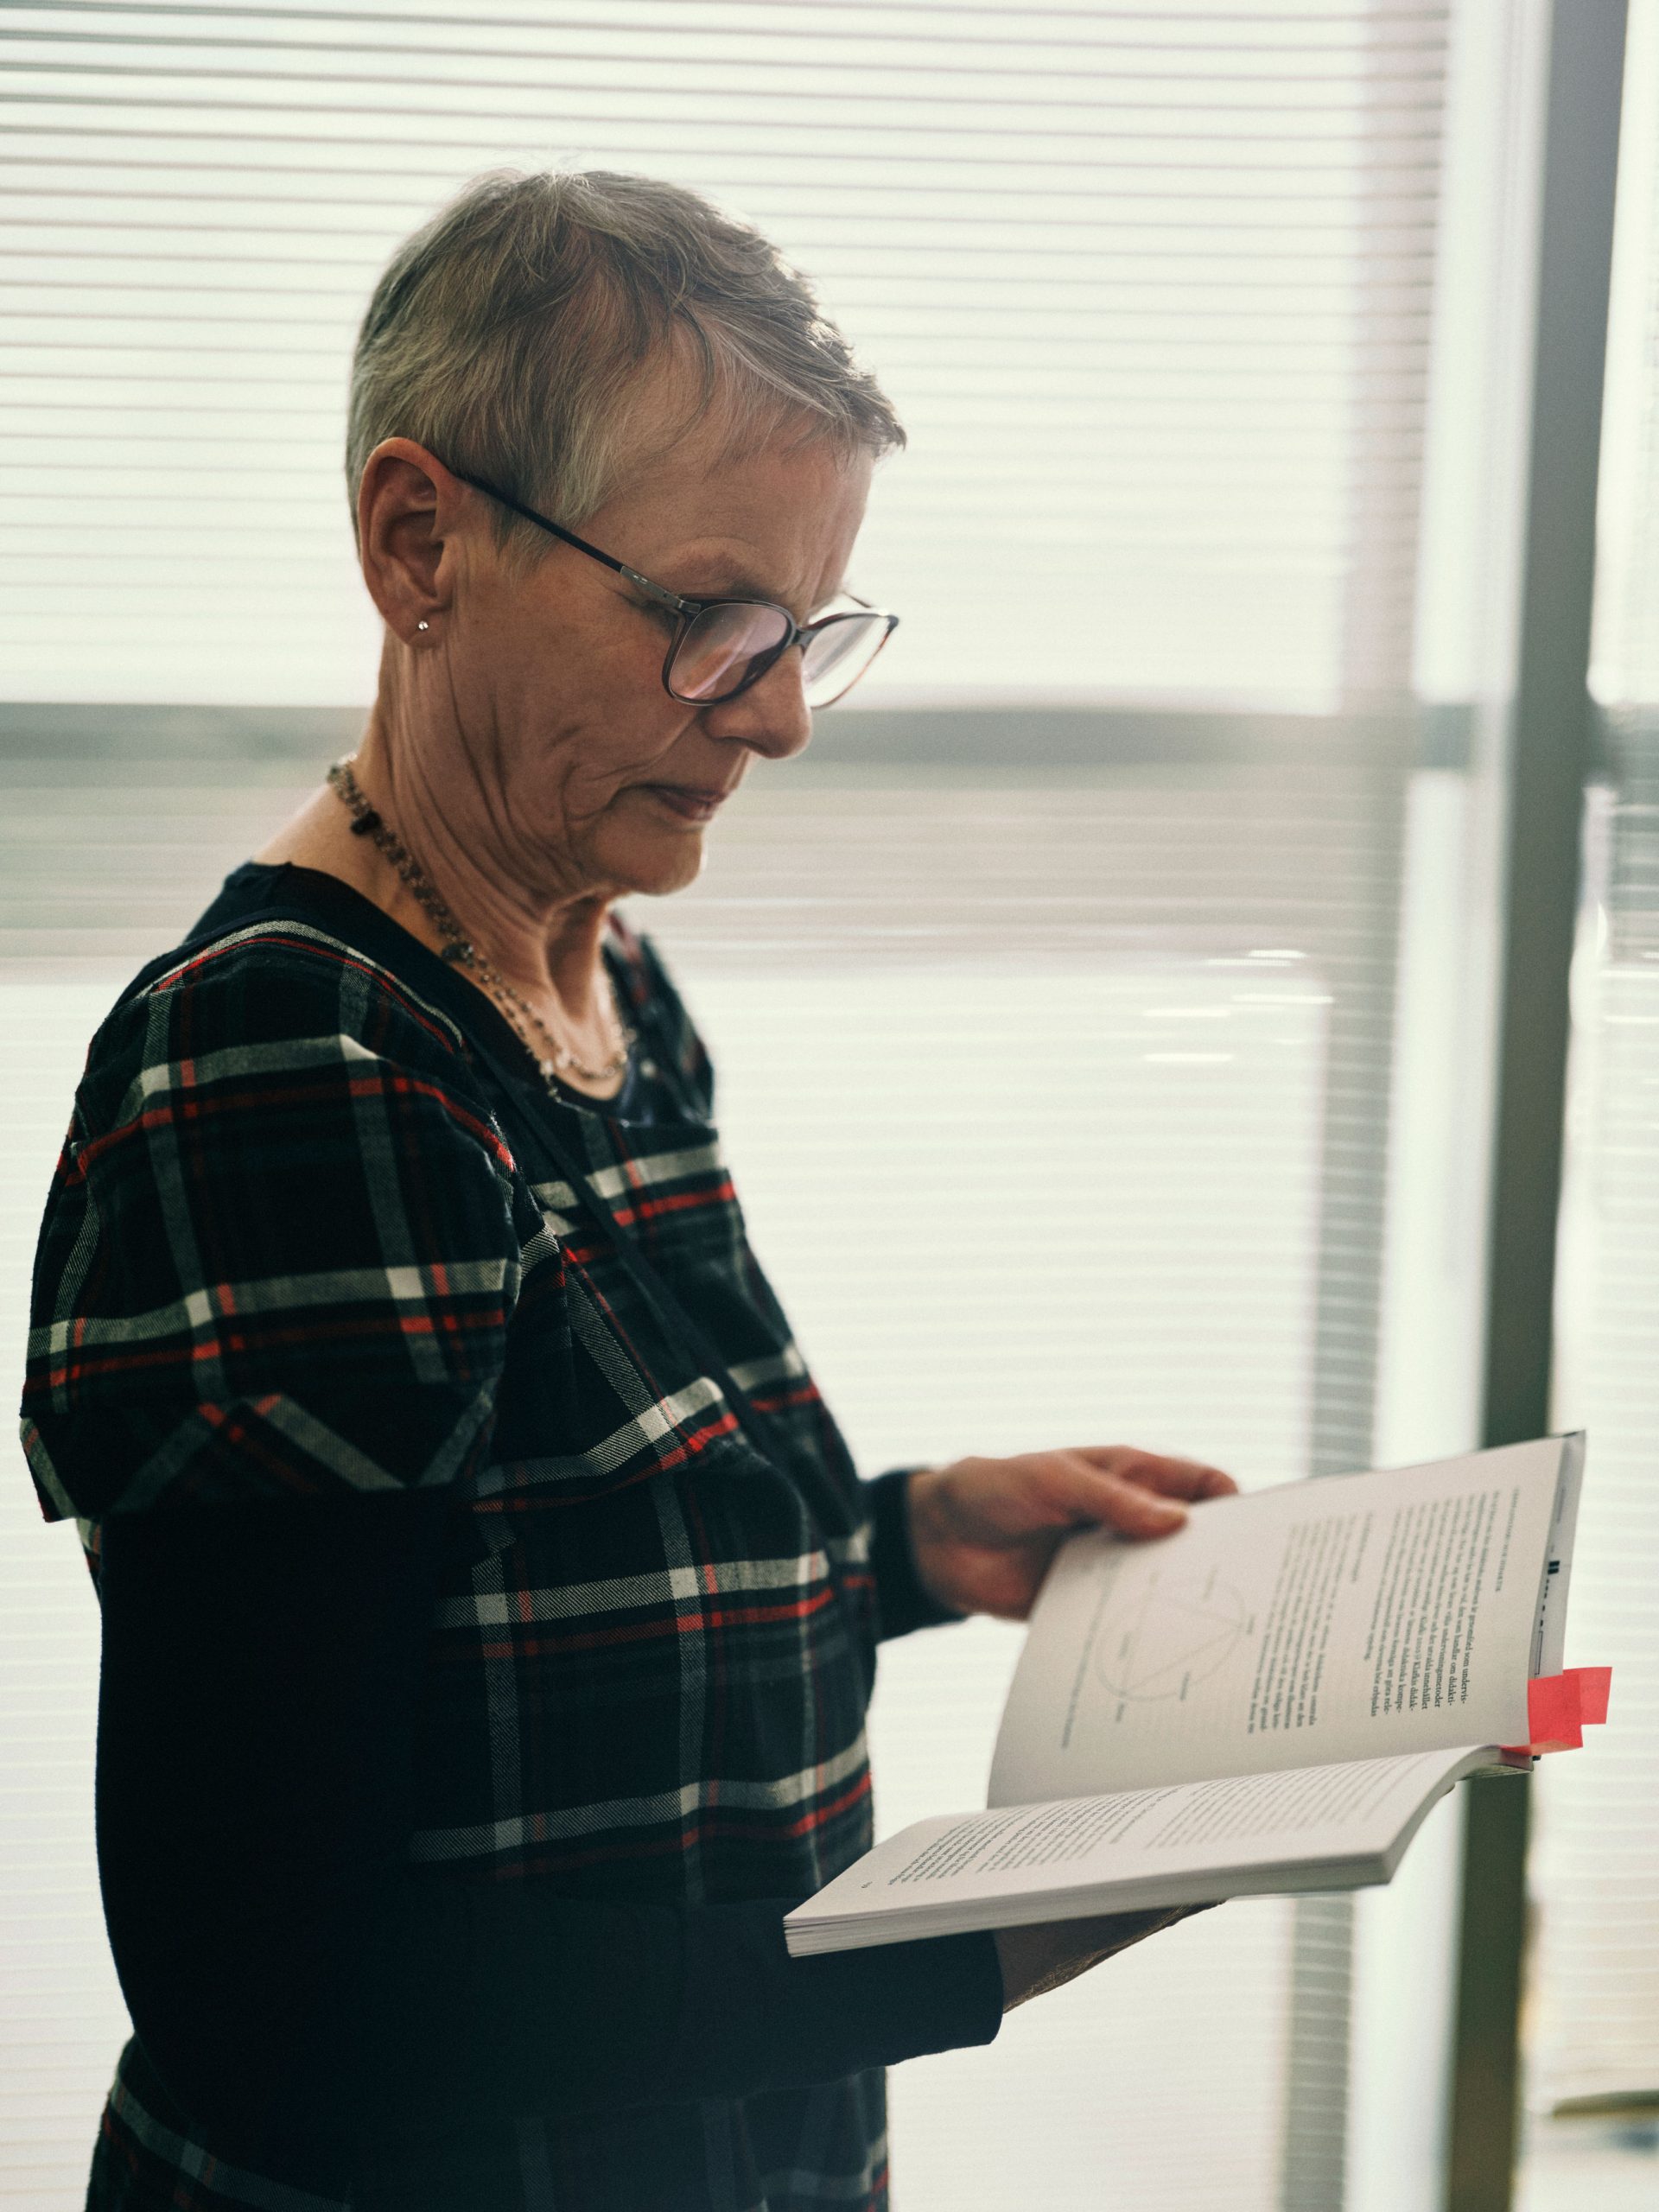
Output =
[
  {"x1": 668, "y1": 603, "x2": 891, "y2": 708},
  {"x1": 668, "y1": 602, "x2": 792, "y2": 702},
  {"x1": 798, "y1": 613, "x2": 891, "y2": 707}
]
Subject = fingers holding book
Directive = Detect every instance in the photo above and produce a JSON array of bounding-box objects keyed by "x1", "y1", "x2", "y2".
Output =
[{"x1": 905, "y1": 1446, "x2": 1239, "y2": 1622}]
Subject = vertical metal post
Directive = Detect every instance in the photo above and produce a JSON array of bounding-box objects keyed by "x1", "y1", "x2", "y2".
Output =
[{"x1": 1444, "y1": 7, "x2": 1628, "y2": 2209}]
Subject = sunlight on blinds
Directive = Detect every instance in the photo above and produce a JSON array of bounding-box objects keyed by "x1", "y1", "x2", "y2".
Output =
[
  {"x1": 697, "y1": 955, "x2": 1318, "y2": 2210},
  {"x1": 0, "y1": 4, "x2": 1520, "y2": 2209},
  {"x1": 1592, "y1": 0, "x2": 1659, "y2": 709},
  {"x1": 1538, "y1": 897, "x2": 1659, "y2": 2103},
  {"x1": 0, "y1": 995, "x2": 129, "y2": 2210},
  {"x1": 0, "y1": 715, "x2": 1413, "y2": 2209},
  {"x1": 1, "y1": 0, "x2": 1448, "y2": 708},
  {"x1": 1532, "y1": 0, "x2": 1659, "y2": 2139}
]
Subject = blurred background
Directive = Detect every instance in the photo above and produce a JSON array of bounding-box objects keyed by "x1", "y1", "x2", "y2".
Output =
[{"x1": 0, "y1": 2, "x2": 1655, "y2": 2208}]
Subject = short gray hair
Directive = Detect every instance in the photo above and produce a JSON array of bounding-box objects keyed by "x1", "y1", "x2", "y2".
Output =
[{"x1": 346, "y1": 168, "x2": 904, "y2": 550}]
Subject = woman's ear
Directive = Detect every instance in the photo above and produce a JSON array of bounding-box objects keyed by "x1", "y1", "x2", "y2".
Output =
[{"x1": 355, "y1": 439, "x2": 464, "y2": 644}]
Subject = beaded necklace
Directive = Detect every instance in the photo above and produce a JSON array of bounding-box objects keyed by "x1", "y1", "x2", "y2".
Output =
[{"x1": 326, "y1": 755, "x2": 635, "y2": 1090}]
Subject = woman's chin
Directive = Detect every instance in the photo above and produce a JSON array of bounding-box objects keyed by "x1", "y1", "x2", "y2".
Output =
[{"x1": 597, "y1": 825, "x2": 709, "y2": 900}]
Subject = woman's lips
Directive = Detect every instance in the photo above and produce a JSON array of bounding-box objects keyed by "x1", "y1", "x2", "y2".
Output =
[{"x1": 643, "y1": 784, "x2": 731, "y2": 823}]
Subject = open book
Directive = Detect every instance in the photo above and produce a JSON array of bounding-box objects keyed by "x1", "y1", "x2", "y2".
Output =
[{"x1": 786, "y1": 1436, "x2": 1599, "y2": 1955}]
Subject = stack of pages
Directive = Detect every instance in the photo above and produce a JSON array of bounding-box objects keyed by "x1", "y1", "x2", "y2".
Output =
[{"x1": 787, "y1": 1437, "x2": 1608, "y2": 1955}]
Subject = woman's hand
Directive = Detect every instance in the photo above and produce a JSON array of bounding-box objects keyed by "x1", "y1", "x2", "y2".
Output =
[{"x1": 906, "y1": 1446, "x2": 1237, "y2": 1620}]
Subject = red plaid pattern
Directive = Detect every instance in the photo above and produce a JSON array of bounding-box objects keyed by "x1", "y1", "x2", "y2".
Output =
[{"x1": 22, "y1": 890, "x2": 893, "y2": 2211}]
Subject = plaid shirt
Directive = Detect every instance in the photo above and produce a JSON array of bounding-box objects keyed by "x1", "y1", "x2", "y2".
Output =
[{"x1": 21, "y1": 865, "x2": 964, "y2": 2212}]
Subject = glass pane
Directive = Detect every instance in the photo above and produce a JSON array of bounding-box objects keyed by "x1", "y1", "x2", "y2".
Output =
[
  {"x1": 1527, "y1": 0, "x2": 1659, "y2": 2200},
  {"x1": 0, "y1": 5, "x2": 1558, "y2": 2209},
  {"x1": 649, "y1": 743, "x2": 1409, "y2": 2208},
  {"x1": 0, "y1": 3, "x2": 1452, "y2": 711}
]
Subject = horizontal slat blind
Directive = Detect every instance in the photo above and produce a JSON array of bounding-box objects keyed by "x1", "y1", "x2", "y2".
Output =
[
  {"x1": 0, "y1": 995, "x2": 127, "y2": 2212},
  {"x1": 1, "y1": 6, "x2": 1469, "y2": 2207},
  {"x1": 1534, "y1": 0, "x2": 1659, "y2": 2126},
  {"x1": 2, "y1": 0, "x2": 1447, "y2": 707},
  {"x1": 0, "y1": 703, "x2": 1412, "y2": 2209},
  {"x1": 1592, "y1": 0, "x2": 1659, "y2": 709},
  {"x1": 1535, "y1": 768, "x2": 1659, "y2": 2108}
]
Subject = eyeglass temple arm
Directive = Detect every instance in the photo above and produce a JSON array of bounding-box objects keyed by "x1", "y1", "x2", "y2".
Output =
[
  {"x1": 451, "y1": 467, "x2": 893, "y2": 637},
  {"x1": 448, "y1": 470, "x2": 697, "y2": 616}
]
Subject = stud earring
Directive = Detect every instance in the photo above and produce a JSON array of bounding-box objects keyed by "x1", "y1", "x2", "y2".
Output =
[{"x1": 416, "y1": 620, "x2": 430, "y2": 633}]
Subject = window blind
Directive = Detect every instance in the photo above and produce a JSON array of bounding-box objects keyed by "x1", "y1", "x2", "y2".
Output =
[
  {"x1": 1532, "y1": 0, "x2": 1659, "y2": 2143},
  {"x1": 0, "y1": 703, "x2": 1414, "y2": 2212},
  {"x1": 2, "y1": 0, "x2": 1449, "y2": 709},
  {"x1": 0, "y1": 7, "x2": 1522, "y2": 2212}
]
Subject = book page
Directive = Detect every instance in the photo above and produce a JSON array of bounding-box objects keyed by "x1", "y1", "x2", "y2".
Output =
[
  {"x1": 990, "y1": 1440, "x2": 1566, "y2": 1803},
  {"x1": 786, "y1": 1747, "x2": 1485, "y2": 1949},
  {"x1": 1534, "y1": 1431, "x2": 1585, "y2": 1676}
]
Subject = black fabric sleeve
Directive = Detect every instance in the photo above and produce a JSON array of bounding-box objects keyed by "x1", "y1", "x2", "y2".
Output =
[
  {"x1": 93, "y1": 1489, "x2": 1002, "y2": 2192},
  {"x1": 867, "y1": 1467, "x2": 968, "y2": 1639}
]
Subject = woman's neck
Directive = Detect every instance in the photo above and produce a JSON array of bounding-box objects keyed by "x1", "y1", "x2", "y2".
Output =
[
  {"x1": 356, "y1": 721, "x2": 615, "y2": 1007},
  {"x1": 252, "y1": 725, "x2": 624, "y2": 1083}
]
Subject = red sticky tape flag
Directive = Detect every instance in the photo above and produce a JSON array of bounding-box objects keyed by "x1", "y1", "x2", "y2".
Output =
[
  {"x1": 1527, "y1": 1673, "x2": 1584, "y2": 1751},
  {"x1": 1569, "y1": 1666, "x2": 1612, "y2": 1725},
  {"x1": 1510, "y1": 1668, "x2": 1613, "y2": 1754}
]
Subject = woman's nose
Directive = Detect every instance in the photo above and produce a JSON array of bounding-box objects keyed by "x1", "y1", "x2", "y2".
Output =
[{"x1": 700, "y1": 648, "x2": 814, "y2": 760}]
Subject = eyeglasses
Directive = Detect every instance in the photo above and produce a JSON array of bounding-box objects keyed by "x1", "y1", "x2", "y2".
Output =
[{"x1": 448, "y1": 468, "x2": 899, "y2": 709}]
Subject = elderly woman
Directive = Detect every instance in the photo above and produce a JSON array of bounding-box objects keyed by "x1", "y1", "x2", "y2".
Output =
[{"x1": 22, "y1": 171, "x2": 1233, "y2": 2212}]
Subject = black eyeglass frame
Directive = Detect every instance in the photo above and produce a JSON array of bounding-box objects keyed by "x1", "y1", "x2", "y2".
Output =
[{"x1": 448, "y1": 468, "x2": 899, "y2": 708}]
